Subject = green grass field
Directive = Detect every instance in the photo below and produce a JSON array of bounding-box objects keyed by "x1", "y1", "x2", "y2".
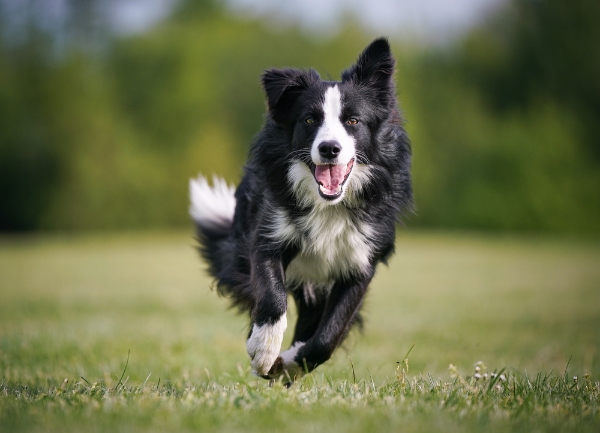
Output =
[{"x1": 1, "y1": 231, "x2": 599, "y2": 432}]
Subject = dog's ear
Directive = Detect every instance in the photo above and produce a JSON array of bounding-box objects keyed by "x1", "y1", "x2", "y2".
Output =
[
  {"x1": 342, "y1": 38, "x2": 396, "y2": 106},
  {"x1": 262, "y1": 68, "x2": 319, "y2": 123}
]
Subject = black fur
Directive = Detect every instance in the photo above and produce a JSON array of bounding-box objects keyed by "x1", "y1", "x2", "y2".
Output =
[{"x1": 191, "y1": 38, "x2": 412, "y2": 380}]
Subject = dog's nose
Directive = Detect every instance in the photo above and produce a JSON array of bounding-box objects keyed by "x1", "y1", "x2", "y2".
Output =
[{"x1": 318, "y1": 141, "x2": 342, "y2": 160}]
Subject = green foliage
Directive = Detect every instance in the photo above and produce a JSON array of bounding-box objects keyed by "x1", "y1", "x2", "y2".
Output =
[
  {"x1": 407, "y1": 68, "x2": 600, "y2": 232},
  {"x1": 0, "y1": 0, "x2": 599, "y2": 232},
  {"x1": 461, "y1": 0, "x2": 600, "y2": 140},
  {"x1": 402, "y1": 0, "x2": 600, "y2": 233},
  {"x1": 0, "y1": 42, "x2": 63, "y2": 230}
]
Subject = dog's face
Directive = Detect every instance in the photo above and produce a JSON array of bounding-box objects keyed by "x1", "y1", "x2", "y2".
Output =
[{"x1": 262, "y1": 38, "x2": 397, "y2": 205}]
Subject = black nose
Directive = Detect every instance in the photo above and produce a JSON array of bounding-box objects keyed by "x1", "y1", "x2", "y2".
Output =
[{"x1": 318, "y1": 140, "x2": 342, "y2": 160}]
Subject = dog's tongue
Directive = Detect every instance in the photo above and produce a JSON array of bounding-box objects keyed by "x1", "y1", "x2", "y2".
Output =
[{"x1": 315, "y1": 164, "x2": 347, "y2": 195}]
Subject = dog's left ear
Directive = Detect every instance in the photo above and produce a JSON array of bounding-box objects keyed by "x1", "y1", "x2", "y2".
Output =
[
  {"x1": 342, "y1": 38, "x2": 396, "y2": 106},
  {"x1": 262, "y1": 68, "x2": 320, "y2": 124}
]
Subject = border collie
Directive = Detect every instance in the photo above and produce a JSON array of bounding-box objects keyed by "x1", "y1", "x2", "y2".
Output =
[{"x1": 190, "y1": 38, "x2": 412, "y2": 381}]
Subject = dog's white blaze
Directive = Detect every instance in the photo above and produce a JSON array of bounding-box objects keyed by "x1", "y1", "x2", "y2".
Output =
[
  {"x1": 246, "y1": 313, "x2": 287, "y2": 376},
  {"x1": 189, "y1": 175, "x2": 236, "y2": 230},
  {"x1": 311, "y1": 85, "x2": 355, "y2": 166}
]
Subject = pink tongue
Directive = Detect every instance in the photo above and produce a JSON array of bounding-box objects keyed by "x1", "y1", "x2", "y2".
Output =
[{"x1": 315, "y1": 164, "x2": 346, "y2": 193}]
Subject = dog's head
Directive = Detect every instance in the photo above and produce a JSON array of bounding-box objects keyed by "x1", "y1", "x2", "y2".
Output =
[{"x1": 261, "y1": 38, "x2": 398, "y2": 206}]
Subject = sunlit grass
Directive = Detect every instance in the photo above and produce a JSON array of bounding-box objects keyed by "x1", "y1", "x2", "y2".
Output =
[{"x1": 1, "y1": 230, "x2": 599, "y2": 432}]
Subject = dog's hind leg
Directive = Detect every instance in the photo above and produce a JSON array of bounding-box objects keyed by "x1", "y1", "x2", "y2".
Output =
[
  {"x1": 291, "y1": 273, "x2": 374, "y2": 374},
  {"x1": 267, "y1": 277, "x2": 371, "y2": 380},
  {"x1": 290, "y1": 284, "x2": 328, "y2": 344},
  {"x1": 267, "y1": 284, "x2": 328, "y2": 379}
]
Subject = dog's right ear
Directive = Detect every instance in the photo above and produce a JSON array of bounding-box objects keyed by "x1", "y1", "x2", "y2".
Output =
[{"x1": 262, "y1": 68, "x2": 319, "y2": 123}]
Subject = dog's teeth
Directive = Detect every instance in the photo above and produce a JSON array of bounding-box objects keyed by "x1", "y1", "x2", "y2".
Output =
[{"x1": 319, "y1": 184, "x2": 341, "y2": 196}]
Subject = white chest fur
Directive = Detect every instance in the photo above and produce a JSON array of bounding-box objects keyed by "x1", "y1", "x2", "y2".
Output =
[{"x1": 268, "y1": 205, "x2": 373, "y2": 284}]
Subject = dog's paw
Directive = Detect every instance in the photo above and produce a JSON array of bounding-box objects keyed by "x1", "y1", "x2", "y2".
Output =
[
  {"x1": 266, "y1": 342, "x2": 305, "y2": 382},
  {"x1": 246, "y1": 314, "x2": 287, "y2": 376}
]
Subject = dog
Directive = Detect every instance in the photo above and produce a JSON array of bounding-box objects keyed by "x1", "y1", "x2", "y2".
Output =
[{"x1": 190, "y1": 38, "x2": 412, "y2": 381}]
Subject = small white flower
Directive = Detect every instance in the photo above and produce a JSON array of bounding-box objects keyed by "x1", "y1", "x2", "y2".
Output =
[
  {"x1": 473, "y1": 361, "x2": 487, "y2": 374},
  {"x1": 448, "y1": 364, "x2": 460, "y2": 379}
]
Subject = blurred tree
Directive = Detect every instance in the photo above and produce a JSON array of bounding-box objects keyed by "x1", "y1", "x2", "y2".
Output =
[
  {"x1": 11, "y1": 0, "x2": 369, "y2": 230},
  {"x1": 0, "y1": 38, "x2": 60, "y2": 230},
  {"x1": 461, "y1": 0, "x2": 600, "y2": 159},
  {"x1": 0, "y1": 0, "x2": 598, "y2": 233},
  {"x1": 407, "y1": 0, "x2": 600, "y2": 233},
  {"x1": 0, "y1": 0, "x2": 110, "y2": 230}
]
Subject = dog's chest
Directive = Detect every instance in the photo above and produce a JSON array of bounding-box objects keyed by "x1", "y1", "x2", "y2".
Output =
[{"x1": 270, "y1": 206, "x2": 373, "y2": 284}]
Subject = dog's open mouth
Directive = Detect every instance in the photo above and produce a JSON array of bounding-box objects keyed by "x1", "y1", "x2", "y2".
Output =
[{"x1": 312, "y1": 158, "x2": 355, "y2": 200}]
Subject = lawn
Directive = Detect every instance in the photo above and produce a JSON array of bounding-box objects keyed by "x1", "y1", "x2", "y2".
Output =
[{"x1": 1, "y1": 230, "x2": 599, "y2": 432}]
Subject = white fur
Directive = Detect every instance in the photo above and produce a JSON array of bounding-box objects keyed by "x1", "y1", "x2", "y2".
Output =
[
  {"x1": 280, "y1": 341, "x2": 305, "y2": 366},
  {"x1": 266, "y1": 206, "x2": 299, "y2": 246},
  {"x1": 267, "y1": 196, "x2": 374, "y2": 284},
  {"x1": 276, "y1": 341, "x2": 306, "y2": 379},
  {"x1": 276, "y1": 159, "x2": 376, "y2": 283},
  {"x1": 287, "y1": 207, "x2": 373, "y2": 283},
  {"x1": 311, "y1": 85, "x2": 356, "y2": 166},
  {"x1": 246, "y1": 313, "x2": 287, "y2": 376},
  {"x1": 189, "y1": 175, "x2": 236, "y2": 230},
  {"x1": 287, "y1": 161, "x2": 321, "y2": 208}
]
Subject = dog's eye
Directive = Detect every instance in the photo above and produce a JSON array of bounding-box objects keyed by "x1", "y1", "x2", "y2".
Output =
[
  {"x1": 347, "y1": 118, "x2": 359, "y2": 125},
  {"x1": 305, "y1": 117, "x2": 315, "y2": 125}
]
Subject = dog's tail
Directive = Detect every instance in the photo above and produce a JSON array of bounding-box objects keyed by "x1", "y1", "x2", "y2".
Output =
[{"x1": 189, "y1": 175, "x2": 236, "y2": 280}]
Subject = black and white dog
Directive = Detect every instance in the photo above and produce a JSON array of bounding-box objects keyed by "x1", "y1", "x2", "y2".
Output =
[{"x1": 190, "y1": 38, "x2": 412, "y2": 381}]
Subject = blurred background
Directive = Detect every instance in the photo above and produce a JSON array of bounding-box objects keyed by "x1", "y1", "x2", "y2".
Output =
[{"x1": 1, "y1": 0, "x2": 599, "y2": 234}]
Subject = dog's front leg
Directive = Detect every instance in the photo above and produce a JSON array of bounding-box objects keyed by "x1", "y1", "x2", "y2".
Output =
[
  {"x1": 269, "y1": 272, "x2": 374, "y2": 379},
  {"x1": 246, "y1": 252, "x2": 288, "y2": 377}
]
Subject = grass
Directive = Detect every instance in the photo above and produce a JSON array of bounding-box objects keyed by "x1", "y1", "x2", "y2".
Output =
[{"x1": 1, "y1": 230, "x2": 599, "y2": 432}]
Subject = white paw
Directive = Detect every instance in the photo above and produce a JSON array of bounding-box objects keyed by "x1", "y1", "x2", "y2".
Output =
[
  {"x1": 265, "y1": 341, "x2": 306, "y2": 381},
  {"x1": 246, "y1": 314, "x2": 287, "y2": 376},
  {"x1": 280, "y1": 341, "x2": 305, "y2": 375}
]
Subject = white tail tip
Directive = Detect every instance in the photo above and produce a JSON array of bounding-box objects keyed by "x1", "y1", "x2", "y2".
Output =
[{"x1": 189, "y1": 175, "x2": 236, "y2": 231}]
